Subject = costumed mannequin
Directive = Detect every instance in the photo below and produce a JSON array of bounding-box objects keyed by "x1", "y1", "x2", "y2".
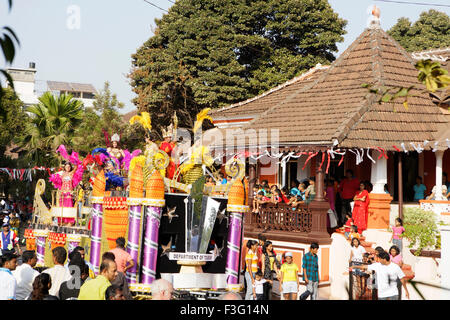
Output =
[
  {"x1": 49, "y1": 145, "x2": 85, "y2": 225},
  {"x1": 130, "y1": 111, "x2": 169, "y2": 180},
  {"x1": 104, "y1": 160, "x2": 124, "y2": 191},
  {"x1": 178, "y1": 108, "x2": 214, "y2": 184},
  {"x1": 107, "y1": 134, "x2": 126, "y2": 170},
  {"x1": 160, "y1": 113, "x2": 178, "y2": 179}
]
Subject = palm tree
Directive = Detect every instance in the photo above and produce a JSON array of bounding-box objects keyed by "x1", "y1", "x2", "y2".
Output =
[{"x1": 21, "y1": 92, "x2": 84, "y2": 166}]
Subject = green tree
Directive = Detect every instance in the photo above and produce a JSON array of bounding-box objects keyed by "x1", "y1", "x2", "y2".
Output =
[
  {"x1": 0, "y1": 87, "x2": 27, "y2": 166},
  {"x1": 129, "y1": 0, "x2": 347, "y2": 135},
  {"x1": 21, "y1": 92, "x2": 84, "y2": 166},
  {"x1": 387, "y1": 10, "x2": 450, "y2": 52},
  {"x1": 73, "y1": 81, "x2": 143, "y2": 154},
  {"x1": 72, "y1": 108, "x2": 103, "y2": 156},
  {"x1": 93, "y1": 81, "x2": 125, "y2": 133}
]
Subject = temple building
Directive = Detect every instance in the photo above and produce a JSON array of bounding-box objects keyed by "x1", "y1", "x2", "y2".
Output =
[{"x1": 209, "y1": 13, "x2": 449, "y2": 299}]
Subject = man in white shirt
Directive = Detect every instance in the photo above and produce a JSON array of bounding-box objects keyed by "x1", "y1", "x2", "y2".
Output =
[
  {"x1": 43, "y1": 246, "x2": 71, "y2": 298},
  {"x1": 12, "y1": 250, "x2": 39, "y2": 300},
  {"x1": 0, "y1": 253, "x2": 18, "y2": 300},
  {"x1": 353, "y1": 250, "x2": 410, "y2": 300}
]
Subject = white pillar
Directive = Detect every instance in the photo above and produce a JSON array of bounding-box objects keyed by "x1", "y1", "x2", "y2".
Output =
[
  {"x1": 435, "y1": 150, "x2": 444, "y2": 200},
  {"x1": 281, "y1": 161, "x2": 286, "y2": 188},
  {"x1": 370, "y1": 156, "x2": 387, "y2": 194},
  {"x1": 440, "y1": 226, "x2": 450, "y2": 299}
]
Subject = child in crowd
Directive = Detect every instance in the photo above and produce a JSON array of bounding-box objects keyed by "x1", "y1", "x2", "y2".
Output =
[
  {"x1": 289, "y1": 181, "x2": 300, "y2": 197},
  {"x1": 205, "y1": 176, "x2": 215, "y2": 187},
  {"x1": 280, "y1": 188, "x2": 290, "y2": 204},
  {"x1": 254, "y1": 191, "x2": 270, "y2": 212},
  {"x1": 289, "y1": 183, "x2": 306, "y2": 207},
  {"x1": 280, "y1": 252, "x2": 299, "y2": 301},
  {"x1": 272, "y1": 189, "x2": 283, "y2": 204},
  {"x1": 252, "y1": 271, "x2": 273, "y2": 300},
  {"x1": 349, "y1": 225, "x2": 360, "y2": 241},
  {"x1": 304, "y1": 177, "x2": 316, "y2": 204},
  {"x1": 389, "y1": 245, "x2": 403, "y2": 268},
  {"x1": 298, "y1": 183, "x2": 306, "y2": 201},
  {"x1": 390, "y1": 218, "x2": 405, "y2": 252},
  {"x1": 343, "y1": 214, "x2": 354, "y2": 239},
  {"x1": 252, "y1": 185, "x2": 260, "y2": 213}
]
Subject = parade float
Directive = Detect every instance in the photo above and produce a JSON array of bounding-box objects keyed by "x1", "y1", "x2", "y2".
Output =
[{"x1": 26, "y1": 109, "x2": 248, "y2": 299}]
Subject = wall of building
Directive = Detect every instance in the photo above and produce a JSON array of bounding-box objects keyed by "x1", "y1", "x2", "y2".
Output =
[
  {"x1": 423, "y1": 150, "x2": 450, "y2": 195},
  {"x1": 257, "y1": 156, "x2": 278, "y2": 185},
  {"x1": 344, "y1": 152, "x2": 372, "y2": 183}
]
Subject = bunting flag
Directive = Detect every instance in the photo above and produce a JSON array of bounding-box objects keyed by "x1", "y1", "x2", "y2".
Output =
[{"x1": 0, "y1": 167, "x2": 56, "y2": 182}]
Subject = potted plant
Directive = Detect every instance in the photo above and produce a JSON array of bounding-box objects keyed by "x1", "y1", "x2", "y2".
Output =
[{"x1": 403, "y1": 207, "x2": 441, "y2": 257}]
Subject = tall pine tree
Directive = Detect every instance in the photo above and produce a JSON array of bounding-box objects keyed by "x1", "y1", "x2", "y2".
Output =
[{"x1": 129, "y1": 0, "x2": 347, "y2": 136}]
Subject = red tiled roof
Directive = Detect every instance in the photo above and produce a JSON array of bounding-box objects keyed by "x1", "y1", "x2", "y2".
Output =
[
  {"x1": 210, "y1": 64, "x2": 329, "y2": 120},
  {"x1": 229, "y1": 26, "x2": 448, "y2": 151}
]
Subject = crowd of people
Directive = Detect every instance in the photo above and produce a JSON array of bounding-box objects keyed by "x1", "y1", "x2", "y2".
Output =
[
  {"x1": 0, "y1": 236, "x2": 140, "y2": 300},
  {"x1": 242, "y1": 234, "x2": 320, "y2": 301},
  {"x1": 252, "y1": 170, "x2": 372, "y2": 234},
  {"x1": 349, "y1": 243, "x2": 409, "y2": 300},
  {"x1": 413, "y1": 173, "x2": 450, "y2": 201}
]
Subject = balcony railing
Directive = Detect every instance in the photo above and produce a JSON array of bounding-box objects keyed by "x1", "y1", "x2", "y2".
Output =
[{"x1": 245, "y1": 203, "x2": 312, "y2": 233}]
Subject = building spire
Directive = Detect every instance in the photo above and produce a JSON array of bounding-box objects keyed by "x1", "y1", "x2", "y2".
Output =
[{"x1": 367, "y1": 5, "x2": 381, "y2": 29}]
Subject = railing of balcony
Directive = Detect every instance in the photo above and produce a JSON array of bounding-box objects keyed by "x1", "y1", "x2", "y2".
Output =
[{"x1": 245, "y1": 203, "x2": 312, "y2": 233}]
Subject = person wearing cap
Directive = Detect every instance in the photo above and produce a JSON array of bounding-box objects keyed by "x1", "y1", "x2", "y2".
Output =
[
  {"x1": 1, "y1": 223, "x2": 21, "y2": 256},
  {"x1": 280, "y1": 252, "x2": 299, "y2": 300},
  {"x1": 0, "y1": 253, "x2": 18, "y2": 300}
]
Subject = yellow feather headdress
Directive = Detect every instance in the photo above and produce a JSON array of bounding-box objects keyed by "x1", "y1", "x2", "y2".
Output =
[
  {"x1": 129, "y1": 112, "x2": 152, "y2": 132},
  {"x1": 193, "y1": 108, "x2": 213, "y2": 133}
]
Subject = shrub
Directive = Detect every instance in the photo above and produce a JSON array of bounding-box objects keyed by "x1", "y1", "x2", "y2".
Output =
[{"x1": 403, "y1": 207, "x2": 439, "y2": 256}]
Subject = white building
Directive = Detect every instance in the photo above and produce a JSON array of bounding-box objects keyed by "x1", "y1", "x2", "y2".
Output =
[
  {"x1": 6, "y1": 63, "x2": 39, "y2": 106},
  {"x1": 47, "y1": 81, "x2": 97, "y2": 108},
  {"x1": 6, "y1": 62, "x2": 97, "y2": 108}
]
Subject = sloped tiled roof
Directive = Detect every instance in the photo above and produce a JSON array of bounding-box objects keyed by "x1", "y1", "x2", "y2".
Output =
[
  {"x1": 231, "y1": 26, "x2": 448, "y2": 151},
  {"x1": 210, "y1": 64, "x2": 329, "y2": 119}
]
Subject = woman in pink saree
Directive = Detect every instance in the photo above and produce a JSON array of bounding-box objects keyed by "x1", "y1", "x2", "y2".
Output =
[{"x1": 352, "y1": 182, "x2": 370, "y2": 233}]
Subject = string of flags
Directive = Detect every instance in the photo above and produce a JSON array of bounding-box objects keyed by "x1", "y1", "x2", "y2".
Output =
[
  {"x1": 0, "y1": 167, "x2": 56, "y2": 182},
  {"x1": 211, "y1": 138, "x2": 449, "y2": 175},
  {"x1": 1, "y1": 138, "x2": 449, "y2": 181}
]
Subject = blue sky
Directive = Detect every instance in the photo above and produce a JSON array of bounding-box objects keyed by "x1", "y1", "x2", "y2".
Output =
[{"x1": 1, "y1": 0, "x2": 449, "y2": 114}]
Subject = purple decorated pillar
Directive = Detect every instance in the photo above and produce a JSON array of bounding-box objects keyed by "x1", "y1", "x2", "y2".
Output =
[
  {"x1": 225, "y1": 179, "x2": 249, "y2": 286},
  {"x1": 90, "y1": 198, "x2": 104, "y2": 275},
  {"x1": 141, "y1": 170, "x2": 166, "y2": 284},
  {"x1": 34, "y1": 229, "x2": 49, "y2": 267},
  {"x1": 225, "y1": 209, "x2": 247, "y2": 285},
  {"x1": 141, "y1": 203, "x2": 164, "y2": 284},
  {"x1": 126, "y1": 198, "x2": 143, "y2": 283},
  {"x1": 67, "y1": 234, "x2": 82, "y2": 254}
]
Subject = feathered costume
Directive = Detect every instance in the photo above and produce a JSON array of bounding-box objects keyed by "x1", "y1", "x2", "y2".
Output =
[
  {"x1": 91, "y1": 147, "x2": 142, "y2": 191},
  {"x1": 49, "y1": 145, "x2": 86, "y2": 224}
]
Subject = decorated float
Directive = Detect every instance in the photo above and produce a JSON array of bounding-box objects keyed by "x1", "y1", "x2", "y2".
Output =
[{"x1": 27, "y1": 109, "x2": 248, "y2": 299}]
